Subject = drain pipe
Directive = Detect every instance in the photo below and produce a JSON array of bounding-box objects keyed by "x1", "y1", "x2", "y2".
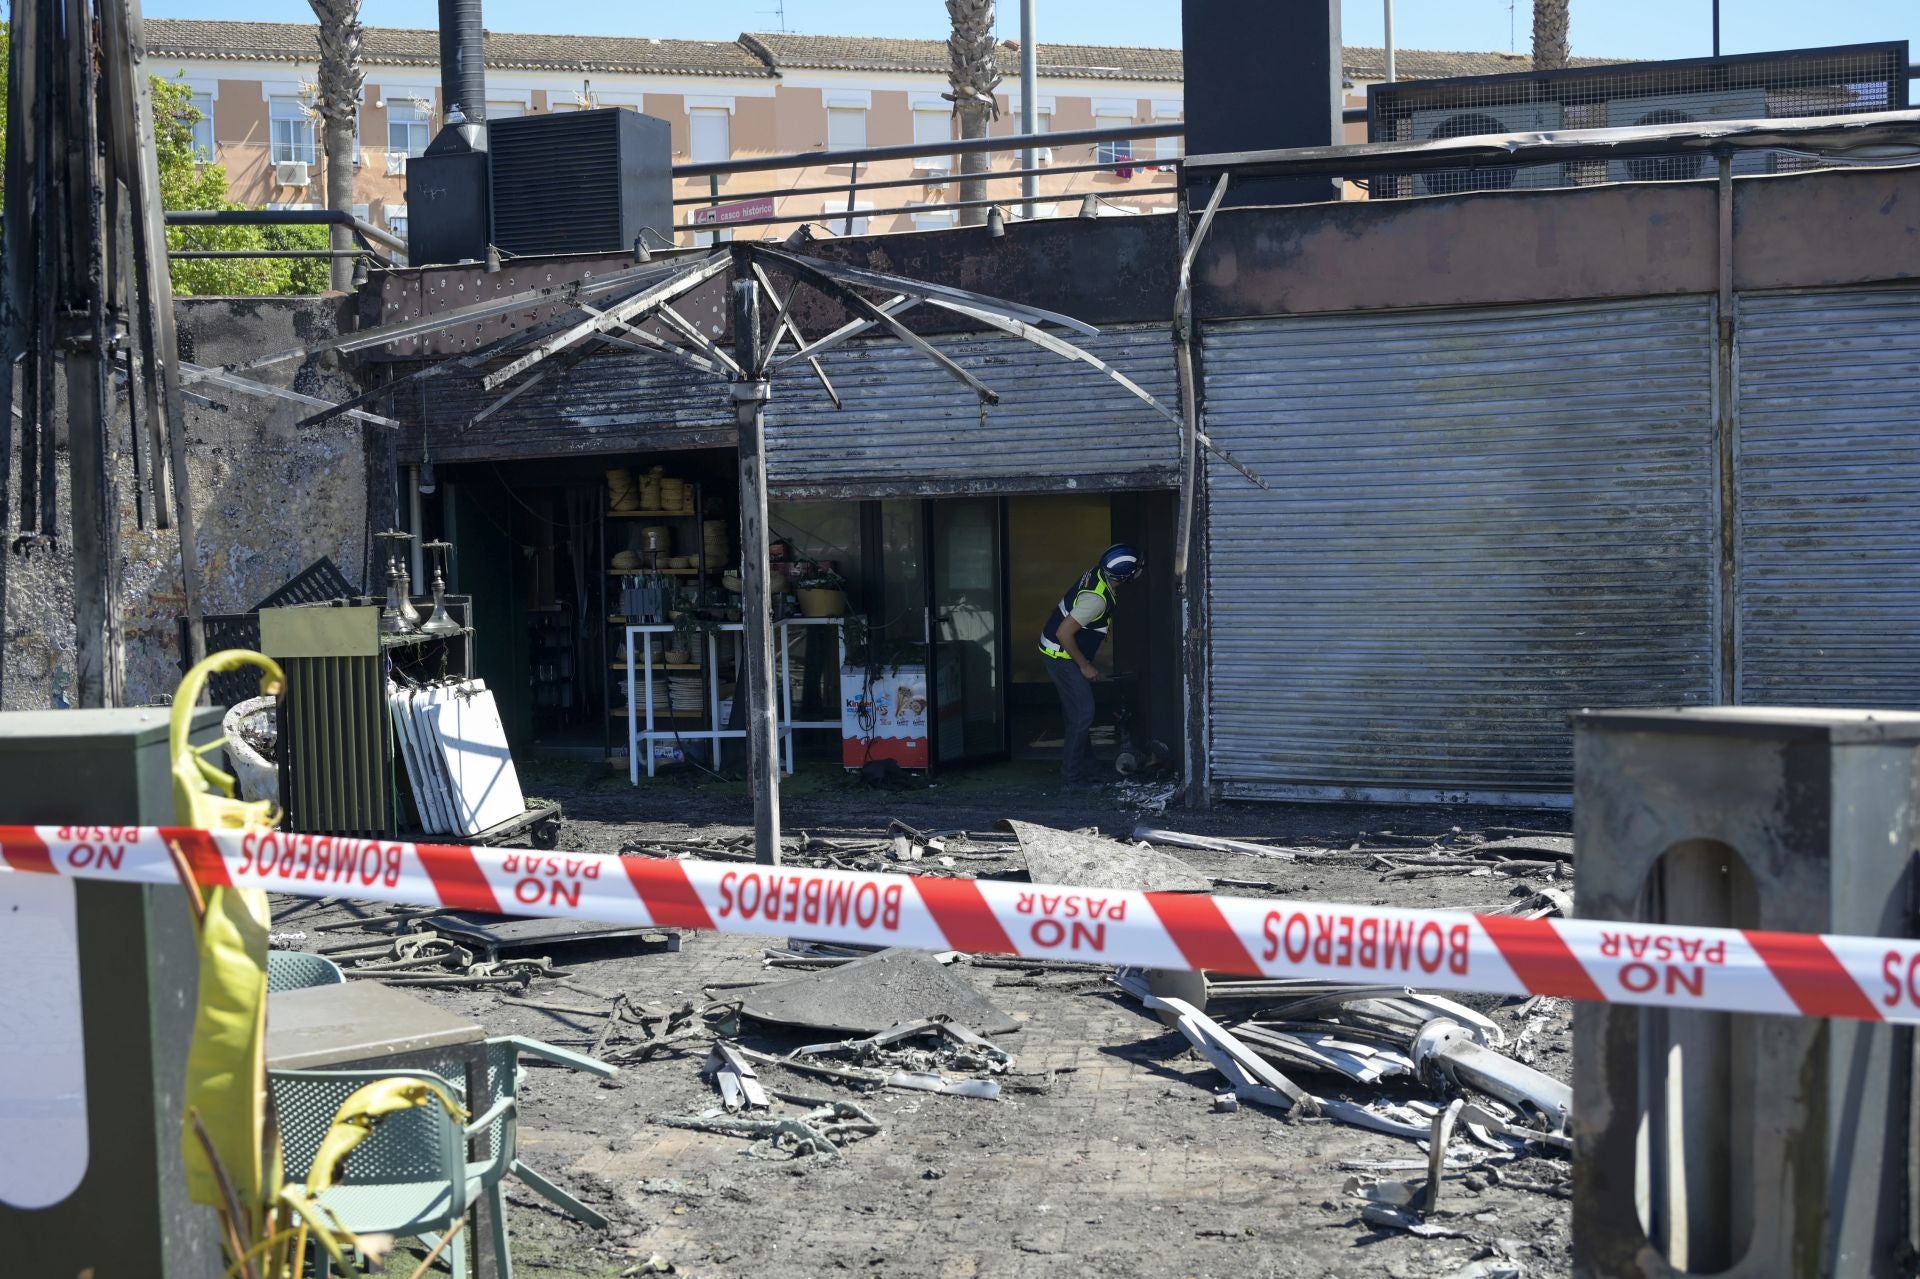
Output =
[{"x1": 1172, "y1": 173, "x2": 1229, "y2": 810}]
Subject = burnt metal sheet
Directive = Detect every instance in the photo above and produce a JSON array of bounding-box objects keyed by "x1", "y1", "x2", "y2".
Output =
[
  {"x1": 1007, "y1": 820, "x2": 1211, "y2": 893},
  {"x1": 740, "y1": 947, "x2": 1019, "y2": 1036},
  {"x1": 764, "y1": 324, "x2": 1179, "y2": 493},
  {"x1": 1733, "y1": 287, "x2": 1920, "y2": 708},
  {"x1": 1202, "y1": 297, "x2": 1718, "y2": 798},
  {"x1": 428, "y1": 912, "x2": 681, "y2": 958}
]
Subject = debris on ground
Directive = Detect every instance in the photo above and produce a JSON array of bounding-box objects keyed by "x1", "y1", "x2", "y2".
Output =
[
  {"x1": 739, "y1": 947, "x2": 1019, "y2": 1036},
  {"x1": 652, "y1": 1098, "x2": 882, "y2": 1159},
  {"x1": 1007, "y1": 819, "x2": 1212, "y2": 892},
  {"x1": 704, "y1": 1042, "x2": 771, "y2": 1111},
  {"x1": 1112, "y1": 966, "x2": 1571, "y2": 1152},
  {"x1": 1130, "y1": 823, "x2": 1299, "y2": 861}
]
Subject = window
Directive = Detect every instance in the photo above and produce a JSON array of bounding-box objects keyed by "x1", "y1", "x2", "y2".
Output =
[
  {"x1": 351, "y1": 202, "x2": 370, "y2": 222},
  {"x1": 486, "y1": 100, "x2": 525, "y2": 120},
  {"x1": 689, "y1": 108, "x2": 731, "y2": 164},
  {"x1": 827, "y1": 107, "x2": 867, "y2": 153},
  {"x1": 386, "y1": 99, "x2": 431, "y2": 174},
  {"x1": 549, "y1": 100, "x2": 582, "y2": 112},
  {"x1": 823, "y1": 198, "x2": 872, "y2": 236},
  {"x1": 1029, "y1": 107, "x2": 1059, "y2": 165},
  {"x1": 1096, "y1": 111, "x2": 1133, "y2": 166},
  {"x1": 912, "y1": 108, "x2": 951, "y2": 172},
  {"x1": 692, "y1": 226, "x2": 733, "y2": 248},
  {"x1": 188, "y1": 92, "x2": 215, "y2": 162},
  {"x1": 385, "y1": 203, "x2": 409, "y2": 241},
  {"x1": 1153, "y1": 102, "x2": 1183, "y2": 162},
  {"x1": 910, "y1": 203, "x2": 956, "y2": 230},
  {"x1": 269, "y1": 96, "x2": 316, "y2": 165}
]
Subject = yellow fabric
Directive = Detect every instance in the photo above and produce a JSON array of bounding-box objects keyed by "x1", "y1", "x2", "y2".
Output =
[
  {"x1": 182, "y1": 883, "x2": 272, "y2": 1208},
  {"x1": 171, "y1": 649, "x2": 285, "y2": 1212},
  {"x1": 304, "y1": 1078, "x2": 467, "y2": 1195}
]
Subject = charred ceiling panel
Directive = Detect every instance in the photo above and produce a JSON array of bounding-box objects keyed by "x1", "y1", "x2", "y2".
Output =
[
  {"x1": 1203, "y1": 296, "x2": 1718, "y2": 802},
  {"x1": 761, "y1": 324, "x2": 1180, "y2": 498},
  {"x1": 407, "y1": 347, "x2": 735, "y2": 462}
]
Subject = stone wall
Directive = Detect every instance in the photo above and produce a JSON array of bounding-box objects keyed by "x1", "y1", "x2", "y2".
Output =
[{"x1": 2, "y1": 294, "x2": 377, "y2": 710}]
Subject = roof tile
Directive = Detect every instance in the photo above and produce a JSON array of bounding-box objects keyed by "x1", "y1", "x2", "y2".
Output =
[
  {"x1": 145, "y1": 19, "x2": 772, "y2": 78},
  {"x1": 143, "y1": 20, "x2": 1631, "y2": 86}
]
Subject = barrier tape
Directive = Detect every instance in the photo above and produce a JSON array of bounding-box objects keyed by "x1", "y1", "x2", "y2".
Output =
[{"x1": 3, "y1": 825, "x2": 1916, "y2": 1025}]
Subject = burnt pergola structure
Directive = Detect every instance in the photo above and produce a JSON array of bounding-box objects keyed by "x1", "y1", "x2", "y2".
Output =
[{"x1": 233, "y1": 237, "x2": 1262, "y2": 863}]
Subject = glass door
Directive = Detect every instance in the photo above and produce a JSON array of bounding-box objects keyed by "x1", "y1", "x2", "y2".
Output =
[{"x1": 929, "y1": 498, "x2": 1009, "y2": 765}]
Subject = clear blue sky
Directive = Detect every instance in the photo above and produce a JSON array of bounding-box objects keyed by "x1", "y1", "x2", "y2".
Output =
[{"x1": 133, "y1": 0, "x2": 1917, "y2": 64}]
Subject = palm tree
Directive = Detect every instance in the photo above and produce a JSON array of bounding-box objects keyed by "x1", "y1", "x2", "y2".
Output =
[
  {"x1": 309, "y1": 0, "x2": 365, "y2": 291},
  {"x1": 945, "y1": 0, "x2": 1001, "y2": 227},
  {"x1": 1533, "y1": 0, "x2": 1570, "y2": 70}
]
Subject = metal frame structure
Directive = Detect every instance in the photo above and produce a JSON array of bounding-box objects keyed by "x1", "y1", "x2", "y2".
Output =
[
  {"x1": 622, "y1": 617, "x2": 846, "y2": 781},
  {"x1": 295, "y1": 236, "x2": 1244, "y2": 860}
]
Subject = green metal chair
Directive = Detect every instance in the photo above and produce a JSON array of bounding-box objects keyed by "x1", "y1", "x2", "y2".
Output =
[
  {"x1": 271, "y1": 1066, "x2": 512, "y2": 1279},
  {"x1": 472, "y1": 1037, "x2": 619, "y2": 1230},
  {"x1": 266, "y1": 949, "x2": 347, "y2": 993}
]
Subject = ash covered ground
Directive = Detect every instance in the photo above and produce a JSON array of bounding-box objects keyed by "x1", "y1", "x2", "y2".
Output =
[{"x1": 283, "y1": 766, "x2": 1575, "y2": 1279}]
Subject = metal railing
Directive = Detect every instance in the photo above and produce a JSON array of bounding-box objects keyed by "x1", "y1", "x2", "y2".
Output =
[{"x1": 164, "y1": 207, "x2": 409, "y2": 266}]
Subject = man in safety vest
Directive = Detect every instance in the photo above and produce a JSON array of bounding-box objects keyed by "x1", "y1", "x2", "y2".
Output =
[{"x1": 1038, "y1": 543, "x2": 1143, "y2": 787}]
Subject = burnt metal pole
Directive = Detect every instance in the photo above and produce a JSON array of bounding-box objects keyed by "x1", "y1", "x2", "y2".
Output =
[
  {"x1": 63, "y1": 0, "x2": 124, "y2": 707},
  {"x1": 731, "y1": 248, "x2": 781, "y2": 865}
]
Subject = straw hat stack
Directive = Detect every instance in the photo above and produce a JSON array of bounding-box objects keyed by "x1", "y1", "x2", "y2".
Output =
[
  {"x1": 638, "y1": 467, "x2": 663, "y2": 512},
  {"x1": 702, "y1": 520, "x2": 729, "y2": 565}
]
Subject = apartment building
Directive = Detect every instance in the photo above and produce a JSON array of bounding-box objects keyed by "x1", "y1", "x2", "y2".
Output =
[{"x1": 144, "y1": 20, "x2": 1571, "y2": 245}]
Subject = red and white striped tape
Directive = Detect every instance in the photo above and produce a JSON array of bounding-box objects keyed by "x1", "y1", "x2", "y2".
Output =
[{"x1": 4, "y1": 825, "x2": 1915, "y2": 1025}]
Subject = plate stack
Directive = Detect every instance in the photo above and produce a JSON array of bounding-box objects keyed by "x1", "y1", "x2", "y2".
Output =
[{"x1": 665, "y1": 673, "x2": 706, "y2": 712}]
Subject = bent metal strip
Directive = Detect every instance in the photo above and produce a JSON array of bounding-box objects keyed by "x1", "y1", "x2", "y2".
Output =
[{"x1": 2, "y1": 825, "x2": 1913, "y2": 1025}]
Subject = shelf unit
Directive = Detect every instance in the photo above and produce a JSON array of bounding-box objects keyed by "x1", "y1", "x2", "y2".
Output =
[
  {"x1": 623, "y1": 618, "x2": 844, "y2": 781},
  {"x1": 602, "y1": 478, "x2": 735, "y2": 763}
]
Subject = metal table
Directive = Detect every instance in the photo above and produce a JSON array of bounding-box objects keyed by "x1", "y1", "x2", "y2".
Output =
[
  {"x1": 267, "y1": 981, "x2": 500, "y2": 1271},
  {"x1": 267, "y1": 981, "x2": 485, "y2": 1070}
]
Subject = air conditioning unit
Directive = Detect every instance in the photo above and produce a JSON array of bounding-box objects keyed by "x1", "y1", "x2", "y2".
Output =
[
  {"x1": 914, "y1": 155, "x2": 952, "y2": 176},
  {"x1": 386, "y1": 152, "x2": 408, "y2": 176},
  {"x1": 1409, "y1": 101, "x2": 1565, "y2": 196},
  {"x1": 1034, "y1": 146, "x2": 1053, "y2": 167},
  {"x1": 1605, "y1": 89, "x2": 1773, "y2": 183},
  {"x1": 274, "y1": 160, "x2": 310, "y2": 187}
]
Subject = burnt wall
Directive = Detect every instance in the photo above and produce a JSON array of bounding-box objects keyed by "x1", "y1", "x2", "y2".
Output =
[{"x1": 3, "y1": 294, "x2": 375, "y2": 710}]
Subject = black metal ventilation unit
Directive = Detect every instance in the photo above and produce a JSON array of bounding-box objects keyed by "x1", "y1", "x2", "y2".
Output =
[
  {"x1": 488, "y1": 109, "x2": 675, "y2": 258},
  {"x1": 1366, "y1": 41, "x2": 1909, "y2": 200},
  {"x1": 406, "y1": 0, "x2": 492, "y2": 265}
]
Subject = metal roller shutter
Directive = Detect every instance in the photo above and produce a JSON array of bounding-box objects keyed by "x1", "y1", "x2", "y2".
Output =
[
  {"x1": 764, "y1": 325, "x2": 1179, "y2": 495},
  {"x1": 1204, "y1": 297, "x2": 1717, "y2": 801},
  {"x1": 1734, "y1": 288, "x2": 1920, "y2": 708}
]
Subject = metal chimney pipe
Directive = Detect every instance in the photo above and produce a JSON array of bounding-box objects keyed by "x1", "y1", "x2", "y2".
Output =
[{"x1": 437, "y1": 0, "x2": 487, "y2": 123}]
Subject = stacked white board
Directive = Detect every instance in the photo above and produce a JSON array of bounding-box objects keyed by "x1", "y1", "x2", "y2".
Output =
[{"x1": 389, "y1": 680, "x2": 526, "y2": 837}]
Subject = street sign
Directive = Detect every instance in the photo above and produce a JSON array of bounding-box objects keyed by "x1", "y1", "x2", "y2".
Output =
[{"x1": 693, "y1": 195, "x2": 776, "y2": 227}]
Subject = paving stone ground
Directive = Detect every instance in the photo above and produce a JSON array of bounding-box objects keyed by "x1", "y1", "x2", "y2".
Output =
[{"x1": 300, "y1": 781, "x2": 1575, "y2": 1278}]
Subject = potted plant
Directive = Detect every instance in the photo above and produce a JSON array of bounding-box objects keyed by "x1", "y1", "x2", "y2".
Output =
[
  {"x1": 790, "y1": 562, "x2": 848, "y2": 618},
  {"x1": 667, "y1": 612, "x2": 704, "y2": 666}
]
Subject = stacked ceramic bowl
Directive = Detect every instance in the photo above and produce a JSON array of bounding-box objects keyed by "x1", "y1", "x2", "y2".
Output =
[{"x1": 665, "y1": 673, "x2": 706, "y2": 712}]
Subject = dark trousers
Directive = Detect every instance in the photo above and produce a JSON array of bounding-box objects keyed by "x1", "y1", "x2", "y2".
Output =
[{"x1": 1046, "y1": 656, "x2": 1097, "y2": 782}]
